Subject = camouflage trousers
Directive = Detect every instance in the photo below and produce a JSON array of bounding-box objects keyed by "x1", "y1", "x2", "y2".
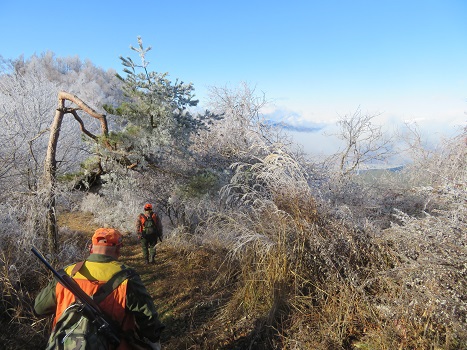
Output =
[{"x1": 140, "y1": 235, "x2": 158, "y2": 263}]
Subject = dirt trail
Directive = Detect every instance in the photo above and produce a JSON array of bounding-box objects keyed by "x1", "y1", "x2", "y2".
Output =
[{"x1": 122, "y1": 240, "x2": 228, "y2": 349}]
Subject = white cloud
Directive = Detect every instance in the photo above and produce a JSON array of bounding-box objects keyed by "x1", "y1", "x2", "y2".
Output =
[
  {"x1": 262, "y1": 102, "x2": 466, "y2": 159},
  {"x1": 261, "y1": 106, "x2": 327, "y2": 132}
]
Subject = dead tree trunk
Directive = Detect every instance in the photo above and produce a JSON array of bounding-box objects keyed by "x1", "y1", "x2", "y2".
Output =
[{"x1": 43, "y1": 92, "x2": 109, "y2": 255}]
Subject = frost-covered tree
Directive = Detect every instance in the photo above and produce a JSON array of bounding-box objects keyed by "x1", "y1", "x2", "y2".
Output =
[
  {"x1": 203, "y1": 83, "x2": 276, "y2": 157},
  {"x1": 11, "y1": 52, "x2": 122, "y2": 109},
  {"x1": 0, "y1": 58, "x2": 58, "y2": 194},
  {"x1": 104, "y1": 37, "x2": 219, "y2": 170},
  {"x1": 333, "y1": 108, "x2": 393, "y2": 175},
  {"x1": 0, "y1": 53, "x2": 123, "y2": 197},
  {"x1": 0, "y1": 53, "x2": 124, "y2": 256},
  {"x1": 191, "y1": 82, "x2": 294, "y2": 172}
]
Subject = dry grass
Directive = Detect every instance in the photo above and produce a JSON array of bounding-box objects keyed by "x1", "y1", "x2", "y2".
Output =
[
  {"x1": 0, "y1": 249, "x2": 50, "y2": 349},
  {"x1": 2, "y1": 200, "x2": 466, "y2": 349},
  {"x1": 195, "y1": 140, "x2": 467, "y2": 349}
]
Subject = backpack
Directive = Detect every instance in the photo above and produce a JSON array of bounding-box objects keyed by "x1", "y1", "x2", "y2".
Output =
[
  {"x1": 141, "y1": 213, "x2": 157, "y2": 236},
  {"x1": 46, "y1": 266, "x2": 134, "y2": 350},
  {"x1": 46, "y1": 303, "x2": 113, "y2": 350}
]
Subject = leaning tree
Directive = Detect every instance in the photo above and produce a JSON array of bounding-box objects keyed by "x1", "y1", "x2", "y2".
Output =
[{"x1": 43, "y1": 91, "x2": 111, "y2": 255}]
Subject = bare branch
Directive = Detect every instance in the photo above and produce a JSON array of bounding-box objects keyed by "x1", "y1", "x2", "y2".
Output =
[
  {"x1": 58, "y1": 91, "x2": 109, "y2": 136},
  {"x1": 333, "y1": 108, "x2": 393, "y2": 175}
]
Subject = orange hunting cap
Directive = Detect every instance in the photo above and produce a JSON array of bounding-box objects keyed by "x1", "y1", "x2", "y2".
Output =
[{"x1": 92, "y1": 228, "x2": 123, "y2": 246}]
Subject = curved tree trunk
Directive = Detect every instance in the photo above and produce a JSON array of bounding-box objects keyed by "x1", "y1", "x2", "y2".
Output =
[
  {"x1": 43, "y1": 99, "x2": 65, "y2": 255},
  {"x1": 43, "y1": 92, "x2": 108, "y2": 255}
]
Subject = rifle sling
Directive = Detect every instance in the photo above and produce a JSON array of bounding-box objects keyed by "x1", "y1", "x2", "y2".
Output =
[
  {"x1": 93, "y1": 268, "x2": 136, "y2": 304},
  {"x1": 70, "y1": 260, "x2": 85, "y2": 277}
]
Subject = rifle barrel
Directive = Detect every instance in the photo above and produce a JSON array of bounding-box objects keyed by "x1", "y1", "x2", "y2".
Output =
[{"x1": 32, "y1": 247, "x2": 101, "y2": 312}]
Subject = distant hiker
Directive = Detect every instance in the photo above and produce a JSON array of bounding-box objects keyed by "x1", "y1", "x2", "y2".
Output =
[
  {"x1": 136, "y1": 203, "x2": 163, "y2": 264},
  {"x1": 34, "y1": 228, "x2": 165, "y2": 350}
]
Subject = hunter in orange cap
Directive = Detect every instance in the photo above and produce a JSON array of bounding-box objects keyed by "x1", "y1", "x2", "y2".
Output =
[
  {"x1": 90, "y1": 228, "x2": 123, "y2": 256},
  {"x1": 136, "y1": 203, "x2": 163, "y2": 264},
  {"x1": 34, "y1": 226, "x2": 164, "y2": 349}
]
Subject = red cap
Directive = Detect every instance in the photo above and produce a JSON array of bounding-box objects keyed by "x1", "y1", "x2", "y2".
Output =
[
  {"x1": 92, "y1": 228, "x2": 123, "y2": 246},
  {"x1": 144, "y1": 203, "x2": 153, "y2": 210}
]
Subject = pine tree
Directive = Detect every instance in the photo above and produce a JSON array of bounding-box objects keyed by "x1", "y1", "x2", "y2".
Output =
[{"x1": 104, "y1": 37, "x2": 220, "y2": 169}]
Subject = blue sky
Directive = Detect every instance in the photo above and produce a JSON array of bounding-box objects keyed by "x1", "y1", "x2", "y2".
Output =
[{"x1": 1, "y1": 0, "x2": 466, "y2": 153}]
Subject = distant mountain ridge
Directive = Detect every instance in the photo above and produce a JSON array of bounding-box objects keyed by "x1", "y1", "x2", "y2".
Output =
[{"x1": 266, "y1": 120, "x2": 324, "y2": 133}]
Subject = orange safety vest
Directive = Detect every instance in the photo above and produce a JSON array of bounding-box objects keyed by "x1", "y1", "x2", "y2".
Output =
[
  {"x1": 138, "y1": 212, "x2": 157, "y2": 233},
  {"x1": 53, "y1": 260, "x2": 135, "y2": 350}
]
